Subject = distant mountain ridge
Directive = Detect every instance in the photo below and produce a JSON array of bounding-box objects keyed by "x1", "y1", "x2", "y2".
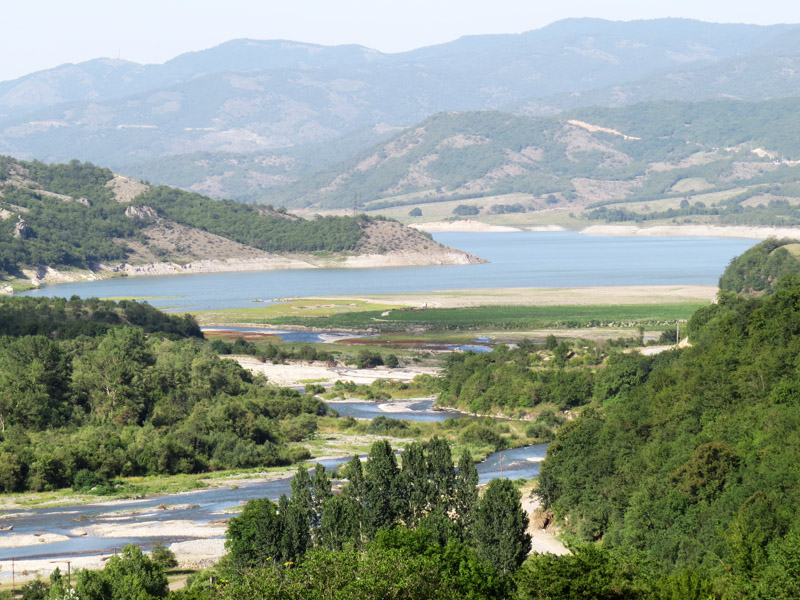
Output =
[{"x1": 1, "y1": 18, "x2": 797, "y2": 171}]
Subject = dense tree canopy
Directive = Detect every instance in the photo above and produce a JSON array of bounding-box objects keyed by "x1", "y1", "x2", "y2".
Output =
[
  {"x1": 718, "y1": 237, "x2": 800, "y2": 295},
  {"x1": 537, "y1": 275, "x2": 800, "y2": 594},
  {"x1": 0, "y1": 298, "x2": 326, "y2": 493}
]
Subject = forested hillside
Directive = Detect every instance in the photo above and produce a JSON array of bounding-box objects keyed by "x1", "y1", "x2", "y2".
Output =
[
  {"x1": 534, "y1": 275, "x2": 800, "y2": 596},
  {"x1": 259, "y1": 98, "x2": 800, "y2": 219},
  {"x1": 0, "y1": 295, "x2": 201, "y2": 338},
  {"x1": 0, "y1": 296, "x2": 326, "y2": 493},
  {"x1": 0, "y1": 156, "x2": 465, "y2": 284},
  {"x1": 718, "y1": 238, "x2": 800, "y2": 296}
]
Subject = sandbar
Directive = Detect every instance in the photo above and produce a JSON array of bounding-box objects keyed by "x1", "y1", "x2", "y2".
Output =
[
  {"x1": 232, "y1": 357, "x2": 439, "y2": 387},
  {"x1": 581, "y1": 224, "x2": 800, "y2": 239},
  {"x1": 321, "y1": 284, "x2": 717, "y2": 309}
]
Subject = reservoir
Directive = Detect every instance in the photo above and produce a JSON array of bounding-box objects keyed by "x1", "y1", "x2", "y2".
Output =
[{"x1": 21, "y1": 232, "x2": 757, "y2": 312}]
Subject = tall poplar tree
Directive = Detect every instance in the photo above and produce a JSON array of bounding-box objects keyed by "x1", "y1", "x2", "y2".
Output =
[{"x1": 473, "y1": 478, "x2": 531, "y2": 574}]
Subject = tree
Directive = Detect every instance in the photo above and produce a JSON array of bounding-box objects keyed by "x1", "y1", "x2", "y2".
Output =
[
  {"x1": 399, "y1": 441, "x2": 429, "y2": 525},
  {"x1": 515, "y1": 545, "x2": 649, "y2": 600},
  {"x1": 0, "y1": 451, "x2": 25, "y2": 492},
  {"x1": 427, "y1": 436, "x2": 455, "y2": 509},
  {"x1": 149, "y1": 542, "x2": 178, "y2": 570},
  {"x1": 343, "y1": 455, "x2": 367, "y2": 502},
  {"x1": 72, "y1": 327, "x2": 157, "y2": 425},
  {"x1": 311, "y1": 463, "x2": 332, "y2": 532},
  {"x1": 544, "y1": 334, "x2": 558, "y2": 351},
  {"x1": 0, "y1": 336, "x2": 71, "y2": 430},
  {"x1": 408, "y1": 207, "x2": 423, "y2": 217},
  {"x1": 223, "y1": 528, "x2": 509, "y2": 600},
  {"x1": 319, "y1": 495, "x2": 363, "y2": 549},
  {"x1": 363, "y1": 440, "x2": 400, "y2": 536},
  {"x1": 355, "y1": 349, "x2": 384, "y2": 369},
  {"x1": 473, "y1": 478, "x2": 531, "y2": 574},
  {"x1": 454, "y1": 448, "x2": 479, "y2": 532},
  {"x1": 281, "y1": 497, "x2": 312, "y2": 564},
  {"x1": 75, "y1": 544, "x2": 168, "y2": 600},
  {"x1": 19, "y1": 577, "x2": 49, "y2": 600},
  {"x1": 226, "y1": 498, "x2": 284, "y2": 567}
]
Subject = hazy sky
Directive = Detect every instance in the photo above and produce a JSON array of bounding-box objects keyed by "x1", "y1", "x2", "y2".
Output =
[{"x1": 3, "y1": 0, "x2": 799, "y2": 81}]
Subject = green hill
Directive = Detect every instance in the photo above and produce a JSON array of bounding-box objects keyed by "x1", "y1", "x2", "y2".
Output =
[
  {"x1": 0, "y1": 156, "x2": 471, "y2": 285},
  {"x1": 536, "y1": 275, "x2": 800, "y2": 595},
  {"x1": 252, "y1": 99, "x2": 800, "y2": 230}
]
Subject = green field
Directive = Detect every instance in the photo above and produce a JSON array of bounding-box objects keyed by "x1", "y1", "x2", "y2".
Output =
[
  {"x1": 239, "y1": 303, "x2": 706, "y2": 332},
  {"x1": 194, "y1": 298, "x2": 404, "y2": 325}
]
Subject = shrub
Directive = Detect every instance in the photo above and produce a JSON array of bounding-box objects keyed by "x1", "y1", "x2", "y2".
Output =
[
  {"x1": 149, "y1": 542, "x2": 178, "y2": 570},
  {"x1": 366, "y1": 415, "x2": 409, "y2": 435}
]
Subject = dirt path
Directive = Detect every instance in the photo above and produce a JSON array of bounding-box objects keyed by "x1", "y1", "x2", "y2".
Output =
[{"x1": 521, "y1": 495, "x2": 570, "y2": 556}]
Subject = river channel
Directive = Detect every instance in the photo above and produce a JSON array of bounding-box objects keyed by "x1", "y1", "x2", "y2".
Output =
[{"x1": 0, "y1": 399, "x2": 547, "y2": 564}]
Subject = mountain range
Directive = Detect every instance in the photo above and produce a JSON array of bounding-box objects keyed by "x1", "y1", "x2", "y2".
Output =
[{"x1": 2, "y1": 18, "x2": 800, "y2": 211}]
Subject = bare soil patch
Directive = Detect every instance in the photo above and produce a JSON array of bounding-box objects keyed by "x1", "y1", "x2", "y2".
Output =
[
  {"x1": 329, "y1": 285, "x2": 718, "y2": 309},
  {"x1": 106, "y1": 174, "x2": 150, "y2": 203}
]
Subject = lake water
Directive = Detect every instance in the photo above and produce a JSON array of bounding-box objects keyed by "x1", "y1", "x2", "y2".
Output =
[{"x1": 20, "y1": 232, "x2": 757, "y2": 312}]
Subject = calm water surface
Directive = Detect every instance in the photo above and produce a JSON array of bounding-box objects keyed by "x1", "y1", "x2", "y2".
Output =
[{"x1": 21, "y1": 232, "x2": 757, "y2": 312}]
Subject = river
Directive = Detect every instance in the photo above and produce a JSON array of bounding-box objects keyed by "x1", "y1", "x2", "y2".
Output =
[
  {"x1": 0, "y1": 398, "x2": 546, "y2": 564},
  {"x1": 20, "y1": 232, "x2": 757, "y2": 312}
]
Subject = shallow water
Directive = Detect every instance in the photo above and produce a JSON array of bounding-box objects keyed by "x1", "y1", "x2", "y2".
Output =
[
  {"x1": 329, "y1": 399, "x2": 469, "y2": 422},
  {"x1": 0, "y1": 418, "x2": 546, "y2": 563}
]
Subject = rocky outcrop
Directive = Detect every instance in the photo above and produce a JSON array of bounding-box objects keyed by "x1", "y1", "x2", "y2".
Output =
[
  {"x1": 125, "y1": 205, "x2": 159, "y2": 221},
  {"x1": 13, "y1": 216, "x2": 32, "y2": 239}
]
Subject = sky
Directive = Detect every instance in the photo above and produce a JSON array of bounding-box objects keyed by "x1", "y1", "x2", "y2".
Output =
[{"x1": 3, "y1": 0, "x2": 800, "y2": 82}]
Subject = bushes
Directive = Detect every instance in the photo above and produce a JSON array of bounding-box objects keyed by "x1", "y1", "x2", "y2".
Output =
[
  {"x1": 459, "y1": 422, "x2": 505, "y2": 450},
  {"x1": 355, "y1": 349, "x2": 384, "y2": 369},
  {"x1": 366, "y1": 415, "x2": 409, "y2": 435},
  {"x1": 72, "y1": 468, "x2": 109, "y2": 492}
]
